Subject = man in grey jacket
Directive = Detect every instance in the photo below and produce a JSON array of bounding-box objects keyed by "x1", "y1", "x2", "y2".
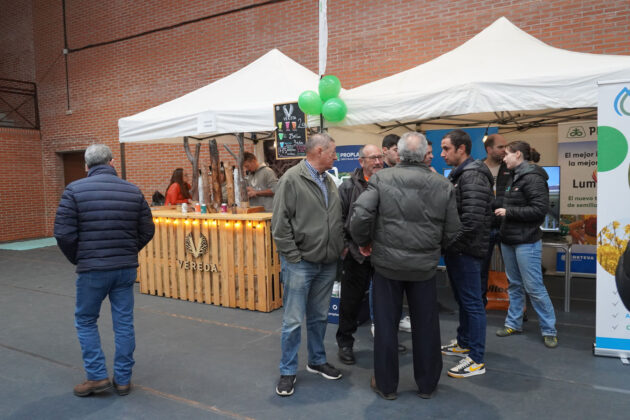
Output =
[
  {"x1": 272, "y1": 133, "x2": 344, "y2": 397},
  {"x1": 351, "y1": 132, "x2": 460, "y2": 400}
]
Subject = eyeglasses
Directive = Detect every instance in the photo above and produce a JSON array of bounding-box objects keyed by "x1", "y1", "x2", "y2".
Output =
[{"x1": 362, "y1": 155, "x2": 383, "y2": 161}]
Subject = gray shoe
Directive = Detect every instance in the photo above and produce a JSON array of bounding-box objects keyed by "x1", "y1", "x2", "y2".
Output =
[{"x1": 496, "y1": 326, "x2": 521, "y2": 337}]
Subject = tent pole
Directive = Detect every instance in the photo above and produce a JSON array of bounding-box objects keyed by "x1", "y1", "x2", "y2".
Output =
[{"x1": 119, "y1": 142, "x2": 126, "y2": 180}]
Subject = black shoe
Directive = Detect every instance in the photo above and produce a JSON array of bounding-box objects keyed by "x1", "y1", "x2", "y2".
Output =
[
  {"x1": 338, "y1": 346, "x2": 356, "y2": 365},
  {"x1": 370, "y1": 376, "x2": 397, "y2": 400},
  {"x1": 276, "y1": 375, "x2": 296, "y2": 396},
  {"x1": 306, "y1": 362, "x2": 342, "y2": 380},
  {"x1": 418, "y1": 390, "x2": 435, "y2": 399},
  {"x1": 398, "y1": 344, "x2": 407, "y2": 354}
]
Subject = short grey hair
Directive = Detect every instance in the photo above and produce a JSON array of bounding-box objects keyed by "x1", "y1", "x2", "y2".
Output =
[
  {"x1": 306, "y1": 132, "x2": 334, "y2": 154},
  {"x1": 398, "y1": 132, "x2": 427, "y2": 163},
  {"x1": 85, "y1": 144, "x2": 113, "y2": 168}
]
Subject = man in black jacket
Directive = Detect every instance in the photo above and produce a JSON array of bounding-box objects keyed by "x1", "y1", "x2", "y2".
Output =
[
  {"x1": 336, "y1": 144, "x2": 383, "y2": 365},
  {"x1": 440, "y1": 129, "x2": 493, "y2": 378},
  {"x1": 481, "y1": 134, "x2": 511, "y2": 306},
  {"x1": 54, "y1": 144, "x2": 155, "y2": 397},
  {"x1": 351, "y1": 132, "x2": 460, "y2": 399}
]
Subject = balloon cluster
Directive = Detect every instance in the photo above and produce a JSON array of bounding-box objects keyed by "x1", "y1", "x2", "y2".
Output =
[{"x1": 298, "y1": 75, "x2": 347, "y2": 122}]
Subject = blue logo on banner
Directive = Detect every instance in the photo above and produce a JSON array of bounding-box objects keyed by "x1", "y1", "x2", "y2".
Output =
[
  {"x1": 613, "y1": 87, "x2": 630, "y2": 116},
  {"x1": 334, "y1": 145, "x2": 362, "y2": 176}
]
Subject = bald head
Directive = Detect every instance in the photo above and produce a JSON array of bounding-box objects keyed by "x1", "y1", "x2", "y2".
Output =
[{"x1": 358, "y1": 144, "x2": 383, "y2": 179}]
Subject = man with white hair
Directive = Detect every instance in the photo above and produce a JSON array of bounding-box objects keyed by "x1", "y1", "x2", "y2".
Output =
[
  {"x1": 54, "y1": 144, "x2": 154, "y2": 397},
  {"x1": 351, "y1": 132, "x2": 460, "y2": 400}
]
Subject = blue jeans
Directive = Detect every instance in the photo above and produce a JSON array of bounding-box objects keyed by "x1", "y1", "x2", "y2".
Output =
[
  {"x1": 75, "y1": 268, "x2": 137, "y2": 385},
  {"x1": 279, "y1": 256, "x2": 336, "y2": 375},
  {"x1": 501, "y1": 241, "x2": 557, "y2": 336},
  {"x1": 444, "y1": 251, "x2": 487, "y2": 364}
]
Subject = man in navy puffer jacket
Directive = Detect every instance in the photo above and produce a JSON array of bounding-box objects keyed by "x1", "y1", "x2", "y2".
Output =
[{"x1": 54, "y1": 144, "x2": 154, "y2": 397}]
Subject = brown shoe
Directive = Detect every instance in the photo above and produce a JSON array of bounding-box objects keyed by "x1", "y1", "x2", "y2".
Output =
[
  {"x1": 113, "y1": 380, "x2": 132, "y2": 396},
  {"x1": 370, "y1": 376, "x2": 397, "y2": 400},
  {"x1": 73, "y1": 378, "x2": 112, "y2": 397}
]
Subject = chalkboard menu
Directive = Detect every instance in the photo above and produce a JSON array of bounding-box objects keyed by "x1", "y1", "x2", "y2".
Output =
[{"x1": 274, "y1": 102, "x2": 308, "y2": 159}]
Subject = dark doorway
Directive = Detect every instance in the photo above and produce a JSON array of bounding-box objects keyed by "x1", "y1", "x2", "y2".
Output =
[{"x1": 62, "y1": 151, "x2": 86, "y2": 186}]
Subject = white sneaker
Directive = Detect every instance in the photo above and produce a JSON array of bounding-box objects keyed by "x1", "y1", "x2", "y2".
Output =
[
  {"x1": 371, "y1": 323, "x2": 375, "y2": 338},
  {"x1": 399, "y1": 315, "x2": 411, "y2": 332},
  {"x1": 447, "y1": 356, "x2": 486, "y2": 378}
]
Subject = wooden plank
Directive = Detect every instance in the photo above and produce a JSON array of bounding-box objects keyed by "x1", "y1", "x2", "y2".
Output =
[
  {"x1": 154, "y1": 219, "x2": 163, "y2": 297},
  {"x1": 245, "y1": 220, "x2": 255, "y2": 310},
  {"x1": 226, "y1": 220, "x2": 236, "y2": 308},
  {"x1": 168, "y1": 218, "x2": 178, "y2": 299},
  {"x1": 263, "y1": 221, "x2": 274, "y2": 311},
  {"x1": 219, "y1": 220, "x2": 230, "y2": 307},
  {"x1": 185, "y1": 219, "x2": 195, "y2": 302},
  {"x1": 176, "y1": 219, "x2": 187, "y2": 300},
  {"x1": 138, "y1": 242, "x2": 148, "y2": 294},
  {"x1": 210, "y1": 219, "x2": 220, "y2": 305},
  {"x1": 272, "y1": 225, "x2": 283, "y2": 310},
  {"x1": 255, "y1": 221, "x2": 267, "y2": 311},
  {"x1": 202, "y1": 219, "x2": 212, "y2": 304},
  {"x1": 193, "y1": 220, "x2": 203, "y2": 303},
  {"x1": 146, "y1": 225, "x2": 156, "y2": 295},
  {"x1": 264, "y1": 220, "x2": 281, "y2": 310},
  {"x1": 236, "y1": 220, "x2": 245, "y2": 308},
  {"x1": 159, "y1": 220, "x2": 170, "y2": 297}
]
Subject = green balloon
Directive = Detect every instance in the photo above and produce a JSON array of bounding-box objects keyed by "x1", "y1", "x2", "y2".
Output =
[
  {"x1": 298, "y1": 90, "x2": 322, "y2": 115},
  {"x1": 319, "y1": 75, "x2": 341, "y2": 102},
  {"x1": 322, "y1": 98, "x2": 347, "y2": 122}
]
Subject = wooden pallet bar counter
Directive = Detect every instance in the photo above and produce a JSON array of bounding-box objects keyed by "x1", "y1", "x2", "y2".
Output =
[{"x1": 138, "y1": 209, "x2": 282, "y2": 312}]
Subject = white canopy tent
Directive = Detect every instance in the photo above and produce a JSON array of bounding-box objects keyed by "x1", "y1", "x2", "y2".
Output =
[
  {"x1": 340, "y1": 17, "x2": 630, "y2": 131},
  {"x1": 118, "y1": 49, "x2": 321, "y2": 144}
]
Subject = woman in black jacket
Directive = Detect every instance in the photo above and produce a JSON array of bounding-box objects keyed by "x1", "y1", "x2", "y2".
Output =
[{"x1": 494, "y1": 141, "x2": 558, "y2": 348}]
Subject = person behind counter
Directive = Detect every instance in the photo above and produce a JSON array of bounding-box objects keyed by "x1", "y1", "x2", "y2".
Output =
[
  {"x1": 243, "y1": 152, "x2": 278, "y2": 212},
  {"x1": 165, "y1": 168, "x2": 192, "y2": 205}
]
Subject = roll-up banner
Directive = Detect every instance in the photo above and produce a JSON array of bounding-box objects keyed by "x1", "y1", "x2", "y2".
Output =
[{"x1": 595, "y1": 80, "x2": 630, "y2": 358}]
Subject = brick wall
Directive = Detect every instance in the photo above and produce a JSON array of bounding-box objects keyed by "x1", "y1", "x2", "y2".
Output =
[
  {"x1": 2, "y1": 0, "x2": 629, "y2": 240},
  {"x1": 0, "y1": 0, "x2": 34, "y2": 81},
  {"x1": 0, "y1": 128, "x2": 46, "y2": 241}
]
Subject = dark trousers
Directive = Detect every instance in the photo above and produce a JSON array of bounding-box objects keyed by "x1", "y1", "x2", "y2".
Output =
[
  {"x1": 372, "y1": 271, "x2": 442, "y2": 395},
  {"x1": 480, "y1": 228, "x2": 501, "y2": 307},
  {"x1": 445, "y1": 251, "x2": 487, "y2": 364},
  {"x1": 336, "y1": 254, "x2": 372, "y2": 348}
]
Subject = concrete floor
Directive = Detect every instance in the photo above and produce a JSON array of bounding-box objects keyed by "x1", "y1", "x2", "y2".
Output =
[{"x1": 1, "y1": 246, "x2": 628, "y2": 420}]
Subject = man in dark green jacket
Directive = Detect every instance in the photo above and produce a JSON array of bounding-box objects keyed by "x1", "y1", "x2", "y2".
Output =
[
  {"x1": 351, "y1": 132, "x2": 460, "y2": 400},
  {"x1": 272, "y1": 133, "x2": 344, "y2": 397}
]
